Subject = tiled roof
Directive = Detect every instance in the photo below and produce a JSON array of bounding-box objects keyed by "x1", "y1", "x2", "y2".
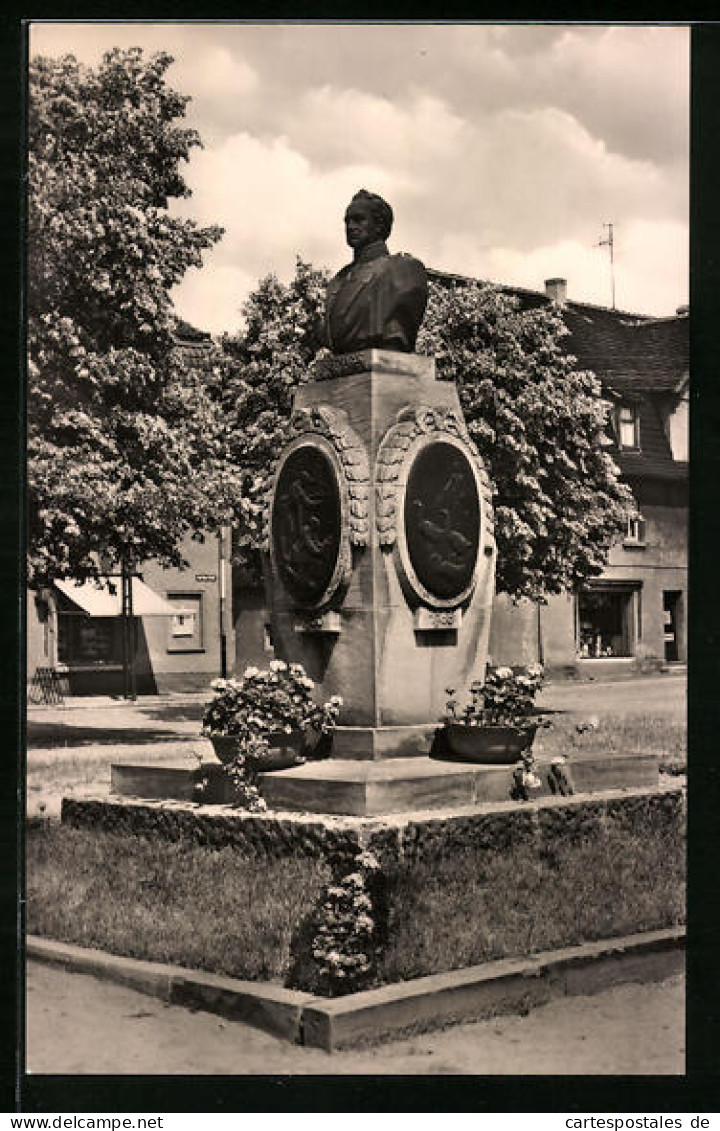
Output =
[
  {"x1": 427, "y1": 267, "x2": 688, "y2": 397},
  {"x1": 615, "y1": 453, "x2": 688, "y2": 481},
  {"x1": 427, "y1": 268, "x2": 688, "y2": 481},
  {"x1": 174, "y1": 318, "x2": 213, "y2": 344},
  {"x1": 172, "y1": 319, "x2": 214, "y2": 368},
  {"x1": 562, "y1": 305, "x2": 688, "y2": 394}
]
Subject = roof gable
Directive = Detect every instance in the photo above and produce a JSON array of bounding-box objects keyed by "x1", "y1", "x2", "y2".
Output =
[{"x1": 427, "y1": 267, "x2": 688, "y2": 396}]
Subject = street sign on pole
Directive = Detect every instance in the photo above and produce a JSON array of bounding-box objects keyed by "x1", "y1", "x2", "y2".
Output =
[{"x1": 121, "y1": 560, "x2": 137, "y2": 700}]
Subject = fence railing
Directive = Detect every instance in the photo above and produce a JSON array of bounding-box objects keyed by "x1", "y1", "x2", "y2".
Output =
[{"x1": 28, "y1": 667, "x2": 66, "y2": 706}]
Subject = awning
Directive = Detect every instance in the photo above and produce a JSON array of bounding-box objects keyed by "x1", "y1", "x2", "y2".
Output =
[{"x1": 55, "y1": 578, "x2": 177, "y2": 617}]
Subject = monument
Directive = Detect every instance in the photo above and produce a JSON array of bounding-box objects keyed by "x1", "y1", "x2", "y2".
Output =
[
  {"x1": 109, "y1": 191, "x2": 659, "y2": 817},
  {"x1": 264, "y1": 190, "x2": 496, "y2": 780}
]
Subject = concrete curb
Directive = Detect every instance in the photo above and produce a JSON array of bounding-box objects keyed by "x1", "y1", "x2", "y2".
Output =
[
  {"x1": 27, "y1": 925, "x2": 684, "y2": 1053},
  {"x1": 302, "y1": 926, "x2": 685, "y2": 1051},
  {"x1": 26, "y1": 936, "x2": 315, "y2": 1043}
]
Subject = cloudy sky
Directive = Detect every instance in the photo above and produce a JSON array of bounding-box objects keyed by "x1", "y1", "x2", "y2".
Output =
[{"x1": 30, "y1": 22, "x2": 689, "y2": 335}]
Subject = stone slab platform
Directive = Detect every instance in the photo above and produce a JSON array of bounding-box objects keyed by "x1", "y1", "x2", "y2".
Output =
[
  {"x1": 27, "y1": 926, "x2": 685, "y2": 1052},
  {"x1": 112, "y1": 751, "x2": 659, "y2": 817}
]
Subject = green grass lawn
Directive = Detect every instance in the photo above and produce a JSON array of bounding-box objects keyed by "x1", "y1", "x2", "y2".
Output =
[
  {"x1": 26, "y1": 820, "x2": 329, "y2": 983},
  {"x1": 534, "y1": 713, "x2": 686, "y2": 768},
  {"x1": 379, "y1": 818, "x2": 685, "y2": 985},
  {"x1": 27, "y1": 806, "x2": 685, "y2": 992}
]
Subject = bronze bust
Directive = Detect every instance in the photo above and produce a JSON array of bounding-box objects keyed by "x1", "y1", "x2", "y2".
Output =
[{"x1": 325, "y1": 190, "x2": 428, "y2": 355}]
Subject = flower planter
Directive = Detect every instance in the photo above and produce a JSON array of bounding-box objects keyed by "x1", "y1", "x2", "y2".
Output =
[
  {"x1": 208, "y1": 730, "x2": 306, "y2": 772},
  {"x1": 442, "y1": 722, "x2": 538, "y2": 764}
]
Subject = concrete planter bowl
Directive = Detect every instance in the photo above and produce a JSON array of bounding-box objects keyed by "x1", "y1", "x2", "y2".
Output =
[
  {"x1": 208, "y1": 730, "x2": 306, "y2": 773},
  {"x1": 442, "y1": 722, "x2": 538, "y2": 764}
]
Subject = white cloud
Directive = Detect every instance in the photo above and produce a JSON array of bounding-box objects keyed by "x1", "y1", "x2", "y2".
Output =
[
  {"x1": 612, "y1": 218, "x2": 689, "y2": 314},
  {"x1": 283, "y1": 86, "x2": 468, "y2": 171},
  {"x1": 172, "y1": 261, "x2": 257, "y2": 336},
  {"x1": 30, "y1": 21, "x2": 690, "y2": 328},
  {"x1": 174, "y1": 130, "x2": 409, "y2": 261},
  {"x1": 449, "y1": 219, "x2": 689, "y2": 316},
  {"x1": 182, "y1": 44, "x2": 257, "y2": 100},
  {"x1": 169, "y1": 131, "x2": 413, "y2": 325}
]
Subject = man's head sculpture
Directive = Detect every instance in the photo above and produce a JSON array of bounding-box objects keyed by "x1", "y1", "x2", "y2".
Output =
[
  {"x1": 325, "y1": 189, "x2": 428, "y2": 356},
  {"x1": 344, "y1": 189, "x2": 394, "y2": 249}
]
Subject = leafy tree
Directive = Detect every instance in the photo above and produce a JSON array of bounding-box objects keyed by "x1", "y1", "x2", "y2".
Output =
[
  {"x1": 417, "y1": 281, "x2": 635, "y2": 599},
  {"x1": 27, "y1": 48, "x2": 235, "y2": 585},
  {"x1": 221, "y1": 261, "x2": 633, "y2": 600},
  {"x1": 216, "y1": 258, "x2": 328, "y2": 581}
]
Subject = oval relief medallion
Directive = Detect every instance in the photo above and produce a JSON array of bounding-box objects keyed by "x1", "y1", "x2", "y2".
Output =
[
  {"x1": 271, "y1": 444, "x2": 343, "y2": 607},
  {"x1": 403, "y1": 440, "x2": 481, "y2": 603}
]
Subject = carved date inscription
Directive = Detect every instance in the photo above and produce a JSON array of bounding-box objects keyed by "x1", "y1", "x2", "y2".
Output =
[
  {"x1": 404, "y1": 441, "x2": 480, "y2": 600},
  {"x1": 272, "y1": 446, "x2": 342, "y2": 605}
]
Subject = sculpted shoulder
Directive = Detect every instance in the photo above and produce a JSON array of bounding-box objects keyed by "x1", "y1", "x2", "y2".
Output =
[{"x1": 386, "y1": 252, "x2": 427, "y2": 283}]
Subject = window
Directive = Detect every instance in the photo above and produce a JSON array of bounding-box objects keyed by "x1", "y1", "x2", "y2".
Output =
[
  {"x1": 667, "y1": 395, "x2": 688, "y2": 461},
  {"x1": 57, "y1": 615, "x2": 122, "y2": 665},
  {"x1": 167, "y1": 592, "x2": 204, "y2": 652},
  {"x1": 576, "y1": 584, "x2": 641, "y2": 658},
  {"x1": 617, "y1": 404, "x2": 640, "y2": 450},
  {"x1": 623, "y1": 515, "x2": 646, "y2": 547}
]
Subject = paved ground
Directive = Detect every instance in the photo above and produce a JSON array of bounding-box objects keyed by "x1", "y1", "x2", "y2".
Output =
[
  {"x1": 25, "y1": 961, "x2": 684, "y2": 1076},
  {"x1": 25, "y1": 671, "x2": 685, "y2": 817},
  {"x1": 27, "y1": 693, "x2": 206, "y2": 750},
  {"x1": 23, "y1": 674, "x2": 686, "y2": 1075},
  {"x1": 538, "y1": 672, "x2": 686, "y2": 720}
]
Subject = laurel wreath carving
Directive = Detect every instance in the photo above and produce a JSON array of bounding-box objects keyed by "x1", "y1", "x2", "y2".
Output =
[
  {"x1": 263, "y1": 404, "x2": 370, "y2": 549},
  {"x1": 308, "y1": 351, "x2": 369, "y2": 382},
  {"x1": 375, "y1": 405, "x2": 494, "y2": 548}
]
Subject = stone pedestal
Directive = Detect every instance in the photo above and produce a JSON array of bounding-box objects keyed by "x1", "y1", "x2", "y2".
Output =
[
  {"x1": 109, "y1": 353, "x2": 663, "y2": 819},
  {"x1": 265, "y1": 350, "x2": 495, "y2": 761},
  {"x1": 110, "y1": 751, "x2": 661, "y2": 818}
]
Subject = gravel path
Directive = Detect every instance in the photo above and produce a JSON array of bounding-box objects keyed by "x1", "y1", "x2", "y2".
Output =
[{"x1": 26, "y1": 961, "x2": 684, "y2": 1076}]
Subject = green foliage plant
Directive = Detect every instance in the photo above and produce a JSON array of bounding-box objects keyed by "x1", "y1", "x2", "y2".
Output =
[
  {"x1": 215, "y1": 258, "x2": 328, "y2": 584},
  {"x1": 444, "y1": 663, "x2": 545, "y2": 729},
  {"x1": 308, "y1": 850, "x2": 383, "y2": 996},
  {"x1": 218, "y1": 263, "x2": 634, "y2": 601},
  {"x1": 200, "y1": 660, "x2": 342, "y2": 811},
  {"x1": 417, "y1": 280, "x2": 636, "y2": 600},
  {"x1": 27, "y1": 48, "x2": 237, "y2": 586},
  {"x1": 445, "y1": 664, "x2": 547, "y2": 800}
]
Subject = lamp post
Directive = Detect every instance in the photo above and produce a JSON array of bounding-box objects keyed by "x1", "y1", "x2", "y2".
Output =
[
  {"x1": 218, "y1": 525, "x2": 231, "y2": 678},
  {"x1": 120, "y1": 558, "x2": 137, "y2": 700}
]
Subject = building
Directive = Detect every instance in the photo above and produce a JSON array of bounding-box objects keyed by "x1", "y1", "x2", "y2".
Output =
[
  {"x1": 27, "y1": 282, "x2": 687, "y2": 697},
  {"x1": 26, "y1": 324, "x2": 235, "y2": 700},
  {"x1": 466, "y1": 276, "x2": 688, "y2": 676}
]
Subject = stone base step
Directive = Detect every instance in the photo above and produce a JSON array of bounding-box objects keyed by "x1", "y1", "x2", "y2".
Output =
[{"x1": 111, "y1": 751, "x2": 659, "y2": 818}]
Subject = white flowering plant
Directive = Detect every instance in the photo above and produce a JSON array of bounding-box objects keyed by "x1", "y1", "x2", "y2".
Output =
[
  {"x1": 198, "y1": 660, "x2": 342, "y2": 812},
  {"x1": 202, "y1": 660, "x2": 342, "y2": 753},
  {"x1": 310, "y1": 850, "x2": 382, "y2": 996},
  {"x1": 444, "y1": 664, "x2": 545, "y2": 730}
]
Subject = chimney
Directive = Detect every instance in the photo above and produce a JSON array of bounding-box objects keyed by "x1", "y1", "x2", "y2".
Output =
[{"x1": 545, "y1": 277, "x2": 567, "y2": 307}]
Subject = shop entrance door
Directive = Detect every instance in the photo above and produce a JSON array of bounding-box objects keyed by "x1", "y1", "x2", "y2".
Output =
[{"x1": 663, "y1": 591, "x2": 682, "y2": 662}]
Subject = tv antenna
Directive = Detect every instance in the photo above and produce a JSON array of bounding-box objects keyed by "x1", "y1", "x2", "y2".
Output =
[{"x1": 596, "y1": 222, "x2": 616, "y2": 309}]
